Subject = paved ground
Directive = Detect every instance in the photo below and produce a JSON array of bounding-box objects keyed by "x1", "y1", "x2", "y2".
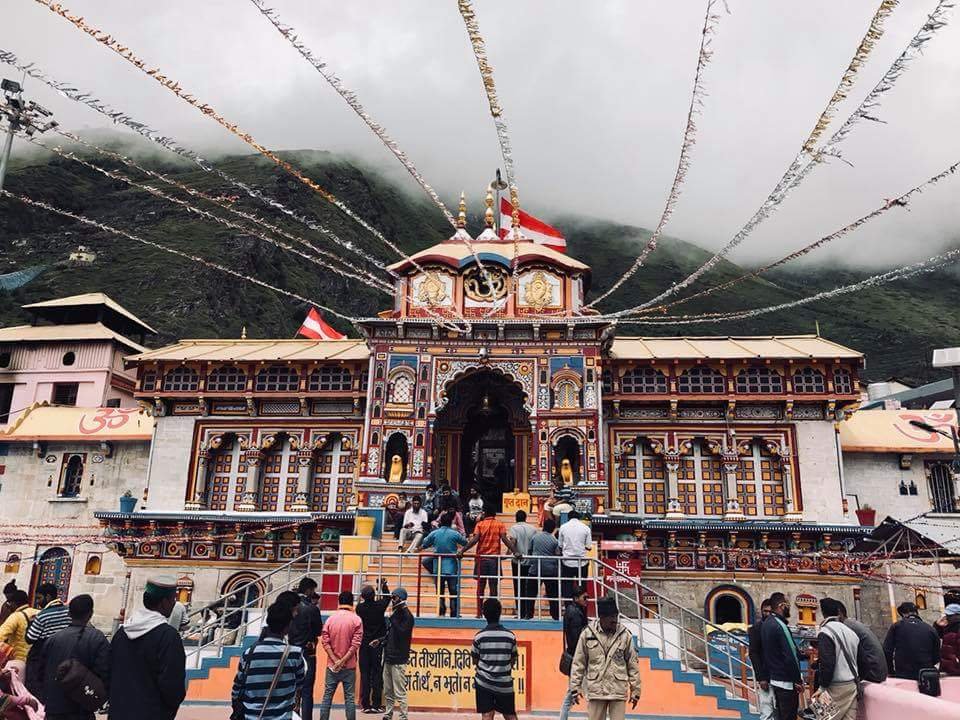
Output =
[{"x1": 178, "y1": 708, "x2": 563, "y2": 719}]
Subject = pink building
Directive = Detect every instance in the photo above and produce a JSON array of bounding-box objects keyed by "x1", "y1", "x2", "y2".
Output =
[{"x1": 0, "y1": 293, "x2": 154, "y2": 426}]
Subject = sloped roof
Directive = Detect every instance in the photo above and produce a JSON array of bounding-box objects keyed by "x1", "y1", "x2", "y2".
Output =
[
  {"x1": 610, "y1": 335, "x2": 862, "y2": 361},
  {"x1": 0, "y1": 403, "x2": 153, "y2": 441},
  {"x1": 840, "y1": 409, "x2": 958, "y2": 453},
  {"x1": 387, "y1": 240, "x2": 590, "y2": 274},
  {"x1": 23, "y1": 293, "x2": 157, "y2": 334},
  {"x1": 126, "y1": 338, "x2": 370, "y2": 364},
  {"x1": 0, "y1": 323, "x2": 147, "y2": 352}
]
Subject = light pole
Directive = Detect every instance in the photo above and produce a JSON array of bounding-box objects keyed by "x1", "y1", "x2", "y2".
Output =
[
  {"x1": 932, "y1": 347, "x2": 960, "y2": 473},
  {"x1": 0, "y1": 78, "x2": 58, "y2": 191}
]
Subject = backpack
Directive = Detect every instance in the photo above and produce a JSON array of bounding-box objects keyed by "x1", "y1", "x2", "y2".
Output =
[{"x1": 55, "y1": 627, "x2": 107, "y2": 712}]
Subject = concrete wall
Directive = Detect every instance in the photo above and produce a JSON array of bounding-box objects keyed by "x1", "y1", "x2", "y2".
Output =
[
  {"x1": 0, "y1": 439, "x2": 150, "y2": 630},
  {"x1": 795, "y1": 421, "x2": 846, "y2": 523},
  {"x1": 843, "y1": 451, "x2": 944, "y2": 520},
  {"x1": 144, "y1": 415, "x2": 196, "y2": 511}
]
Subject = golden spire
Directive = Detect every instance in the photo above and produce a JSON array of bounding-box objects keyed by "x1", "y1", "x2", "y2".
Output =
[
  {"x1": 484, "y1": 187, "x2": 495, "y2": 228},
  {"x1": 510, "y1": 186, "x2": 520, "y2": 229},
  {"x1": 456, "y1": 191, "x2": 467, "y2": 229}
]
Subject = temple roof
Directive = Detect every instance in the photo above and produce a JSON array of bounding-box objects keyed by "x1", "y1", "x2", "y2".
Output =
[
  {"x1": 610, "y1": 335, "x2": 863, "y2": 361},
  {"x1": 23, "y1": 292, "x2": 157, "y2": 335},
  {"x1": 387, "y1": 240, "x2": 590, "y2": 274},
  {"x1": 0, "y1": 322, "x2": 147, "y2": 352},
  {"x1": 126, "y1": 338, "x2": 369, "y2": 364}
]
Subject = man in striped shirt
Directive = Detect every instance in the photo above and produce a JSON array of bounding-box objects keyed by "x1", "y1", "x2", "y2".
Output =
[
  {"x1": 471, "y1": 598, "x2": 518, "y2": 720},
  {"x1": 24, "y1": 583, "x2": 70, "y2": 701},
  {"x1": 232, "y1": 602, "x2": 307, "y2": 720}
]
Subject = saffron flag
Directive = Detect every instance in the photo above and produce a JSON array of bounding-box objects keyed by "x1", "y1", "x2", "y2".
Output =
[
  {"x1": 498, "y1": 197, "x2": 567, "y2": 253},
  {"x1": 297, "y1": 308, "x2": 345, "y2": 340}
]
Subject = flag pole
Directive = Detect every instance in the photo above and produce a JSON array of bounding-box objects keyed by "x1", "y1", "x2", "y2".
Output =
[{"x1": 491, "y1": 168, "x2": 507, "y2": 235}]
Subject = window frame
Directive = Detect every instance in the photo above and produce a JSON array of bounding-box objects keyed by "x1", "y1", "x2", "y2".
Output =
[
  {"x1": 792, "y1": 366, "x2": 826, "y2": 394},
  {"x1": 255, "y1": 365, "x2": 301, "y2": 393},
  {"x1": 162, "y1": 366, "x2": 200, "y2": 393},
  {"x1": 735, "y1": 366, "x2": 784, "y2": 394},
  {"x1": 52, "y1": 382, "x2": 80, "y2": 406},
  {"x1": 621, "y1": 367, "x2": 668, "y2": 394},
  {"x1": 309, "y1": 366, "x2": 353, "y2": 392},
  {"x1": 207, "y1": 365, "x2": 248, "y2": 393},
  {"x1": 677, "y1": 366, "x2": 726, "y2": 394}
]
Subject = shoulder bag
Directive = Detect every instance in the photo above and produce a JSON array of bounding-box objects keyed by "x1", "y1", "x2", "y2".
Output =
[
  {"x1": 257, "y1": 643, "x2": 291, "y2": 720},
  {"x1": 55, "y1": 626, "x2": 108, "y2": 713}
]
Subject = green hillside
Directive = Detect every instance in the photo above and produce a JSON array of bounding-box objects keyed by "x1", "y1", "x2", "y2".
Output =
[{"x1": 1, "y1": 144, "x2": 958, "y2": 385}]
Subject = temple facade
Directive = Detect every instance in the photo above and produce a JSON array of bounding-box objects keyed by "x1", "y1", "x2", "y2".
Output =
[{"x1": 72, "y1": 195, "x2": 887, "y2": 629}]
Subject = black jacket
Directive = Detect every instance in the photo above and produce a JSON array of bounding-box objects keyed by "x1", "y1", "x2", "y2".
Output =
[
  {"x1": 287, "y1": 596, "x2": 324, "y2": 657},
  {"x1": 43, "y1": 623, "x2": 111, "y2": 720},
  {"x1": 748, "y1": 619, "x2": 769, "y2": 682},
  {"x1": 108, "y1": 623, "x2": 186, "y2": 720},
  {"x1": 382, "y1": 606, "x2": 415, "y2": 665},
  {"x1": 759, "y1": 614, "x2": 801, "y2": 684},
  {"x1": 844, "y1": 618, "x2": 888, "y2": 683},
  {"x1": 357, "y1": 597, "x2": 391, "y2": 645},
  {"x1": 563, "y1": 602, "x2": 588, "y2": 656},
  {"x1": 883, "y1": 615, "x2": 940, "y2": 680}
]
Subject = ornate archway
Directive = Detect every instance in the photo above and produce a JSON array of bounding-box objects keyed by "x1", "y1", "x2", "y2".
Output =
[{"x1": 433, "y1": 369, "x2": 532, "y2": 507}]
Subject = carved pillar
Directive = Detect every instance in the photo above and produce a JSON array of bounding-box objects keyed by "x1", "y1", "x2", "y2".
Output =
[
  {"x1": 185, "y1": 448, "x2": 211, "y2": 510},
  {"x1": 664, "y1": 454, "x2": 685, "y2": 519},
  {"x1": 722, "y1": 453, "x2": 745, "y2": 521},
  {"x1": 237, "y1": 449, "x2": 264, "y2": 512},
  {"x1": 291, "y1": 448, "x2": 314, "y2": 513},
  {"x1": 781, "y1": 460, "x2": 802, "y2": 522}
]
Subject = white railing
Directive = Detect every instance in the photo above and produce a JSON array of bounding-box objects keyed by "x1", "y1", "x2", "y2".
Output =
[{"x1": 181, "y1": 548, "x2": 756, "y2": 711}]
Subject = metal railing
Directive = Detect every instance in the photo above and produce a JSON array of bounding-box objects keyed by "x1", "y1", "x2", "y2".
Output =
[{"x1": 179, "y1": 547, "x2": 757, "y2": 711}]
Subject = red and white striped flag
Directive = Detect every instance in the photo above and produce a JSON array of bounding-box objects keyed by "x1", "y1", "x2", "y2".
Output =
[
  {"x1": 297, "y1": 308, "x2": 346, "y2": 340},
  {"x1": 498, "y1": 197, "x2": 567, "y2": 253}
]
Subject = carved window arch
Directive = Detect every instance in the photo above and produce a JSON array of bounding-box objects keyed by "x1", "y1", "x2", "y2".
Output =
[
  {"x1": 833, "y1": 368, "x2": 853, "y2": 394},
  {"x1": 58, "y1": 454, "x2": 84, "y2": 498},
  {"x1": 736, "y1": 440, "x2": 786, "y2": 517},
  {"x1": 551, "y1": 367, "x2": 583, "y2": 409},
  {"x1": 792, "y1": 367, "x2": 826, "y2": 394},
  {"x1": 163, "y1": 366, "x2": 199, "y2": 392},
  {"x1": 678, "y1": 440, "x2": 724, "y2": 516},
  {"x1": 735, "y1": 367, "x2": 783, "y2": 394},
  {"x1": 387, "y1": 367, "x2": 416, "y2": 406},
  {"x1": 621, "y1": 367, "x2": 668, "y2": 394},
  {"x1": 207, "y1": 366, "x2": 247, "y2": 392},
  {"x1": 309, "y1": 366, "x2": 352, "y2": 392},
  {"x1": 255, "y1": 365, "x2": 300, "y2": 392},
  {"x1": 620, "y1": 439, "x2": 666, "y2": 516},
  {"x1": 678, "y1": 366, "x2": 725, "y2": 394},
  {"x1": 207, "y1": 436, "x2": 249, "y2": 512},
  {"x1": 261, "y1": 436, "x2": 298, "y2": 513}
]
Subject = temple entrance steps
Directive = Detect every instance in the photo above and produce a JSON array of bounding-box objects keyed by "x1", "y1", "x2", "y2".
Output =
[{"x1": 180, "y1": 548, "x2": 760, "y2": 718}]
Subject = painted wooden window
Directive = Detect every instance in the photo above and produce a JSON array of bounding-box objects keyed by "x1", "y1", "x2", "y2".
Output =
[
  {"x1": 255, "y1": 365, "x2": 300, "y2": 392},
  {"x1": 34, "y1": 548, "x2": 71, "y2": 602},
  {"x1": 677, "y1": 367, "x2": 725, "y2": 394},
  {"x1": 678, "y1": 440, "x2": 724, "y2": 515},
  {"x1": 163, "y1": 366, "x2": 200, "y2": 392},
  {"x1": 207, "y1": 440, "x2": 248, "y2": 512},
  {"x1": 262, "y1": 438, "x2": 298, "y2": 512},
  {"x1": 554, "y1": 379, "x2": 580, "y2": 409},
  {"x1": 309, "y1": 366, "x2": 352, "y2": 392},
  {"x1": 735, "y1": 367, "x2": 783, "y2": 394},
  {"x1": 833, "y1": 368, "x2": 853, "y2": 394},
  {"x1": 930, "y1": 463, "x2": 957, "y2": 513},
  {"x1": 737, "y1": 441, "x2": 786, "y2": 517},
  {"x1": 58, "y1": 454, "x2": 85, "y2": 497},
  {"x1": 313, "y1": 437, "x2": 353, "y2": 513},
  {"x1": 792, "y1": 367, "x2": 826, "y2": 394},
  {"x1": 387, "y1": 368, "x2": 415, "y2": 405},
  {"x1": 207, "y1": 366, "x2": 247, "y2": 392},
  {"x1": 621, "y1": 367, "x2": 668, "y2": 394}
]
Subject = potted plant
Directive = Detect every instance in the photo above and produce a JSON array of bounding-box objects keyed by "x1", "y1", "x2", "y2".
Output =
[
  {"x1": 855, "y1": 504, "x2": 876, "y2": 527},
  {"x1": 119, "y1": 490, "x2": 137, "y2": 514}
]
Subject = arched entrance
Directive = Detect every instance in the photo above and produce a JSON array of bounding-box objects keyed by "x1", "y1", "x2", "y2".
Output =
[
  {"x1": 31, "y1": 547, "x2": 72, "y2": 603},
  {"x1": 434, "y1": 369, "x2": 531, "y2": 511}
]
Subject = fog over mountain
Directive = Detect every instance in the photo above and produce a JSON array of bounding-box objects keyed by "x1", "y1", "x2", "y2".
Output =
[{"x1": 3, "y1": 0, "x2": 960, "y2": 268}]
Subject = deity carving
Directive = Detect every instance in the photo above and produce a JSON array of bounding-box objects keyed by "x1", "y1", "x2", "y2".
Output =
[
  {"x1": 416, "y1": 272, "x2": 448, "y2": 306},
  {"x1": 463, "y1": 266, "x2": 508, "y2": 302},
  {"x1": 523, "y1": 270, "x2": 555, "y2": 310},
  {"x1": 560, "y1": 458, "x2": 574, "y2": 486},
  {"x1": 388, "y1": 454, "x2": 404, "y2": 483}
]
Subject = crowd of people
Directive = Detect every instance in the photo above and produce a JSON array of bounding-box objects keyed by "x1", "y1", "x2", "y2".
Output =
[
  {"x1": 0, "y1": 575, "x2": 187, "y2": 720},
  {"x1": 748, "y1": 589, "x2": 960, "y2": 720},
  {"x1": 386, "y1": 483, "x2": 595, "y2": 621}
]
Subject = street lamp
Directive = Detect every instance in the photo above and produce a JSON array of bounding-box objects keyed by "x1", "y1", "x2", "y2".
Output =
[
  {"x1": 0, "y1": 78, "x2": 58, "y2": 191},
  {"x1": 909, "y1": 419, "x2": 960, "y2": 475}
]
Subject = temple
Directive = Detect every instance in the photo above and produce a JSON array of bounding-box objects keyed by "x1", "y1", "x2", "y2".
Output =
[{"x1": 74, "y1": 191, "x2": 880, "y2": 629}]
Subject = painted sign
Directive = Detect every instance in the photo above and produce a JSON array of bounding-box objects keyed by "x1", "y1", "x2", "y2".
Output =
[
  {"x1": 406, "y1": 639, "x2": 530, "y2": 711},
  {"x1": 602, "y1": 550, "x2": 643, "y2": 587},
  {"x1": 502, "y1": 492, "x2": 532, "y2": 515}
]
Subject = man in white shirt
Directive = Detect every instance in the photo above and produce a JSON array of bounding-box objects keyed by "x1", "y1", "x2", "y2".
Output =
[
  {"x1": 557, "y1": 510, "x2": 592, "y2": 601},
  {"x1": 399, "y1": 495, "x2": 429, "y2": 553}
]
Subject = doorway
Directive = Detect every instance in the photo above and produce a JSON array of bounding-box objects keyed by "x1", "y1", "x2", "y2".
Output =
[{"x1": 434, "y1": 369, "x2": 530, "y2": 511}]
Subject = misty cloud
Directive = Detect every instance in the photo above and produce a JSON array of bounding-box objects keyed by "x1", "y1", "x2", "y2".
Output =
[{"x1": 3, "y1": 0, "x2": 960, "y2": 269}]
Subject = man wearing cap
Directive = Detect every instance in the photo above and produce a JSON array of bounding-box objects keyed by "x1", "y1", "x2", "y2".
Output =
[
  {"x1": 108, "y1": 574, "x2": 186, "y2": 720},
  {"x1": 569, "y1": 596, "x2": 640, "y2": 720},
  {"x1": 371, "y1": 588, "x2": 415, "y2": 720}
]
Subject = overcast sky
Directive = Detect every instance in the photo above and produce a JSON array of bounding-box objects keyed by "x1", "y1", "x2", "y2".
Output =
[{"x1": 3, "y1": 0, "x2": 960, "y2": 268}]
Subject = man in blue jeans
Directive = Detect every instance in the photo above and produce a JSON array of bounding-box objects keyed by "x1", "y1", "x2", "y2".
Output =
[
  {"x1": 319, "y1": 591, "x2": 363, "y2": 720},
  {"x1": 420, "y1": 512, "x2": 468, "y2": 617}
]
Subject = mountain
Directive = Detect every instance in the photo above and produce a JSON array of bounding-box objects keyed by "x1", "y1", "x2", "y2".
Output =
[{"x1": 1, "y1": 144, "x2": 958, "y2": 386}]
